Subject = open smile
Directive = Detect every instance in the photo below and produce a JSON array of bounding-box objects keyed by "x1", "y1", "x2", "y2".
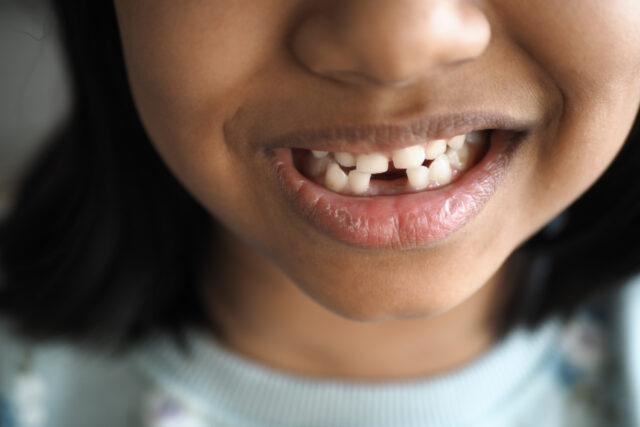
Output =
[{"x1": 265, "y1": 114, "x2": 531, "y2": 249}]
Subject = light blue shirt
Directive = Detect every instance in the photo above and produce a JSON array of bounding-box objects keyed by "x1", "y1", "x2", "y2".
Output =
[{"x1": 2, "y1": 277, "x2": 639, "y2": 426}]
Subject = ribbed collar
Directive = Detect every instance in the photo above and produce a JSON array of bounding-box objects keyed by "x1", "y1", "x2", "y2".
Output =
[{"x1": 137, "y1": 320, "x2": 561, "y2": 426}]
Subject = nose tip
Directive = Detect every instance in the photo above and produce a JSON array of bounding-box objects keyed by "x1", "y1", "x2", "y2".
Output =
[{"x1": 291, "y1": 0, "x2": 491, "y2": 87}]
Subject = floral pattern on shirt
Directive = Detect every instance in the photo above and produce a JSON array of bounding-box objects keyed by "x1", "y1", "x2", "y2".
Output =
[
  {"x1": 554, "y1": 306, "x2": 626, "y2": 427},
  {"x1": 0, "y1": 395, "x2": 16, "y2": 427}
]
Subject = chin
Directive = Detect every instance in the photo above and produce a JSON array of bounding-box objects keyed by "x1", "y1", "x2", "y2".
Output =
[{"x1": 297, "y1": 270, "x2": 482, "y2": 322}]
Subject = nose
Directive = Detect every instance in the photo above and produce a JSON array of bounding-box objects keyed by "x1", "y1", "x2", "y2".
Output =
[{"x1": 291, "y1": 0, "x2": 491, "y2": 87}]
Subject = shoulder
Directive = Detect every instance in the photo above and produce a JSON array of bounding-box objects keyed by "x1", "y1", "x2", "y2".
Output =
[
  {"x1": 565, "y1": 275, "x2": 640, "y2": 426},
  {"x1": 615, "y1": 275, "x2": 640, "y2": 424},
  {"x1": 0, "y1": 320, "x2": 149, "y2": 427}
]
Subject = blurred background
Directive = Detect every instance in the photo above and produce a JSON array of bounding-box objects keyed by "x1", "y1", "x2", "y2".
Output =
[{"x1": 0, "y1": 0, "x2": 70, "y2": 216}]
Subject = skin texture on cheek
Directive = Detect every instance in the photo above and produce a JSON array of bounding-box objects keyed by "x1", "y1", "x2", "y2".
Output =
[
  {"x1": 487, "y1": 0, "x2": 640, "y2": 245},
  {"x1": 495, "y1": 0, "x2": 640, "y2": 97},
  {"x1": 114, "y1": 0, "x2": 299, "y2": 252}
]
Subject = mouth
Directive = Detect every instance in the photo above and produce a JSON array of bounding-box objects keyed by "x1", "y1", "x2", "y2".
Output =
[{"x1": 265, "y1": 115, "x2": 530, "y2": 249}]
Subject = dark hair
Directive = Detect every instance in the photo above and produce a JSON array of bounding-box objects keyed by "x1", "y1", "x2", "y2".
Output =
[
  {"x1": 1, "y1": 0, "x2": 639, "y2": 348},
  {"x1": 0, "y1": 0, "x2": 212, "y2": 347}
]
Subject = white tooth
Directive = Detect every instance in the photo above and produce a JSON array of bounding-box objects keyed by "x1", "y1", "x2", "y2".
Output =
[
  {"x1": 348, "y1": 170, "x2": 371, "y2": 195},
  {"x1": 308, "y1": 155, "x2": 331, "y2": 176},
  {"x1": 429, "y1": 154, "x2": 452, "y2": 185},
  {"x1": 335, "y1": 152, "x2": 356, "y2": 168},
  {"x1": 312, "y1": 150, "x2": 329, "y2": 158},
  {"x1": 446, "y1": 144, "x2": 470, "y2": 170},
  {"x1": 356, "y1": 153, "x2": 389, "y2": 174},
  {"x1": 406, "y1": 166, "x2": 430, "y2": 190},
  {"x1": 325, "y1": 162, "x2": 348, "y2": 192},
  {"x1": 392, "y1": 145, "x2": 426, "y2": 169},
  {"x1": 465, "y1": 131, "x2": 484, "y2": 145},
  {"x1": 447, "y1": 135, "x2": 466, "y2": 150},
  {"x1": 445, "y1": 149, "x2": 461, "y2": 171},
  {"x1": 424, "y1": 140, "x2": 447, "y2": 160}
]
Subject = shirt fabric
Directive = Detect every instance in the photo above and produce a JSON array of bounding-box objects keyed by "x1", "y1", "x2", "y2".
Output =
[{"x1": 1, "y1": 276, "x2": 640, "y2": 427}]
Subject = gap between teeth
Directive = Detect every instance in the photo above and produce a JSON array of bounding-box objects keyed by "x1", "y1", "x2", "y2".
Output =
[{"x1": 310, "y1": 131, "x2": 486, "y2": 195}]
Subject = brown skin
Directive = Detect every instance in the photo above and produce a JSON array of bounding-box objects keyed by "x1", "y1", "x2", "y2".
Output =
[{"x1": 113, "y1": 0, "x2": 640, "y2": 379}]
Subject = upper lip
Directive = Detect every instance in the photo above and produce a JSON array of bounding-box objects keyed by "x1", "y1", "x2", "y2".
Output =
[{"x1": 260, "y1": 111, "x2": 535, "y2": 153}]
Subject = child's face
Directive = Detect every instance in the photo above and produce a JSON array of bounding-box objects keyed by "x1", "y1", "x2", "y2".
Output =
[{"x1": 115, "y1": 1, "x2": 640, "y2": 319}]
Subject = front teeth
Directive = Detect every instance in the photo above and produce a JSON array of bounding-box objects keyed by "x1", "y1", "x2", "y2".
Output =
[
  {"x1": 392, "y1": 145, "x2": 426, "y2": 169},
  {"x1": 406, "y1": 166, "x2": 430, "y2": 190},
  {"x1": 356, "y1": 153, "x2": 389, "y2": 174},
  {"x1": 348, "y1": 170, "x2": 371, "y2": 195},
  {"x1": 307, "y1": 131, "x2": 485, "y2": 195}
]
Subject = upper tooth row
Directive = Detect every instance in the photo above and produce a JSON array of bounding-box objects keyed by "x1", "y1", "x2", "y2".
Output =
[{"x1": 313, "y1": 132, "x2": 477, "y2": 174}]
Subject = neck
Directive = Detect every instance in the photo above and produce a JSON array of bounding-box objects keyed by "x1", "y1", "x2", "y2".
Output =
[{"x1": 203, "y1": 229, "x2": 509, "y2": 381}]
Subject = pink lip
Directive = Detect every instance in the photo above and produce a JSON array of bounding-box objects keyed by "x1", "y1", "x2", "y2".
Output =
[{"x1": 270, "y1": 130, "x2": 519, "y2": 249}]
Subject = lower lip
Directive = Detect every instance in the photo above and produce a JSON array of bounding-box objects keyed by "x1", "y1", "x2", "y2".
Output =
[{"x1": 271, "y1": 131, "x2": 517, "y2": 249}]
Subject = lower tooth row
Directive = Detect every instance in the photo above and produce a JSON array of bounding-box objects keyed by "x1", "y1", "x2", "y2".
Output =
[
  {"x1": 325, "y1": 163, "x2": 349, "y2": 192},
  {"x1": 406, "y1": 166, "x2": 429, "y2": 190},
  {"x1": 348, "y1": 170, "x2": 371, "y2": 194},
  {"x1": 324, "y1": 153, "x2": 455, "y2": 195}
]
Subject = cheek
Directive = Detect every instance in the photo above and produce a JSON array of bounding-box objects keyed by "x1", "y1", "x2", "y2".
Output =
[
  {"x1": 114, "y1": 0, "x2": 293, "y2": 233},
  {"x1": 498, "y1": 0, "x2": 640, "y2": 98},
  {"x1": 116, "y1": 0, "x2": 276, "y2": 100},
  {"x1": 114, "y1": 0, "x2": 285, "y2": 173},
  {"x1": 495, "y1": 0, "x2": 640, "y2": 222}
]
